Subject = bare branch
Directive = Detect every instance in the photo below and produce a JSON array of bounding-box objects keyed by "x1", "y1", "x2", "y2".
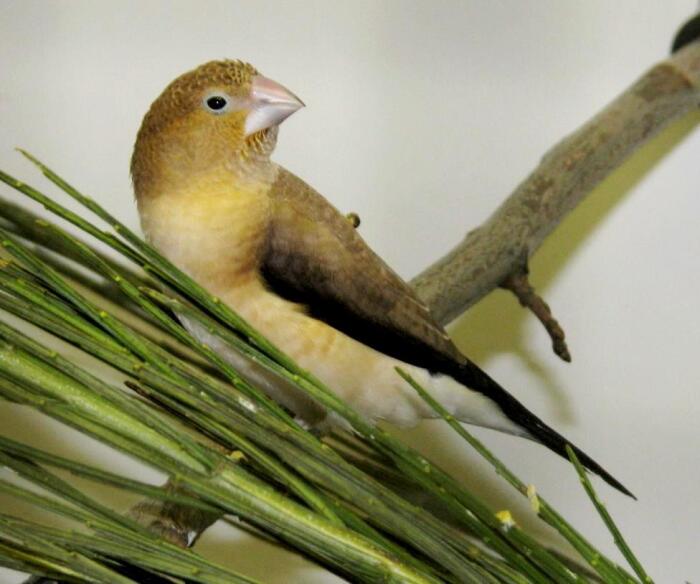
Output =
[{"x1": 412, "y1": 41, "x2": 700, "y2": 335}]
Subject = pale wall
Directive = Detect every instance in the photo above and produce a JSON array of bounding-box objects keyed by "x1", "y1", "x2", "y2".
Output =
[{"x1": 1, "y1": 1, "x2": 698, "y2": 582}]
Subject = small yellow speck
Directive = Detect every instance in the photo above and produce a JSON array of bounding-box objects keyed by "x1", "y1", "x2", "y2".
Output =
[
  {"x1": 527, "y1": 484, "x2": 541, "y2": 513},
  {"x1": 496, "y1": 510, "x2": 516, "y2": 529}
]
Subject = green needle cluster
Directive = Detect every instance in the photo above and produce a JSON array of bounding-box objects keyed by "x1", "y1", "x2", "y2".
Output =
[{"x1": 0, "y1": 153, "x2": 653, "y2": 583}]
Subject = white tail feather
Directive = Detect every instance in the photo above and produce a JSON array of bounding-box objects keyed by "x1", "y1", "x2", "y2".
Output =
[{"x1": 427, "y1": 374, "x2": 530, "y2": 438}]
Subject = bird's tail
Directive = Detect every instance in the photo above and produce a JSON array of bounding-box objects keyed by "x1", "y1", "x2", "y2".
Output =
[{"x1": 441, "y1": 361, "x2": 635, "y2": 499}]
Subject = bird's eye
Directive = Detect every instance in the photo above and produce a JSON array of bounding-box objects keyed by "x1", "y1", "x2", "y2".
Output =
[
  {"x1": 203, "y1": 93, "x2": 231, "y2": 114},
  {"x1": 207, "y1": 96, "x2": 227, "y2": 110}
]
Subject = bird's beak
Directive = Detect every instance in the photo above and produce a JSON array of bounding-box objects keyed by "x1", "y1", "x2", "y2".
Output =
[{"x1": 244, "y1": 75, "x2": 305, "y2": 137}]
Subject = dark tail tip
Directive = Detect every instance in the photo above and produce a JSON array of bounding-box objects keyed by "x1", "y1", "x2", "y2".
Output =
[
  {"x1": 453, "y1": 362, "x2": 636, "y2": 499},
  {"x1": 527, "y1": 417, "x2": 636, "y2": 500},
  {"x1": 564, "y1": 440, "x2": 637, "y2": 500}
]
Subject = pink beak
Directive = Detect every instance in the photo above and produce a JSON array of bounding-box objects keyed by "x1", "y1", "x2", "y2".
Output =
[{"x1": 244, "y1": 75, "x2": 305, "y2": 137}]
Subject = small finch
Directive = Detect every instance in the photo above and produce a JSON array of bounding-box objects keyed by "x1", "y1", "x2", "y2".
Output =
[{"x1": 131, "y1": 60, "x2": 632, "y2": 497}]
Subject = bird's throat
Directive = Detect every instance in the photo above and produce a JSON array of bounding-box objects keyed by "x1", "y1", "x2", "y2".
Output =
[{"x1": 138, "y1": 168, "x2": 275, "y2": 294}]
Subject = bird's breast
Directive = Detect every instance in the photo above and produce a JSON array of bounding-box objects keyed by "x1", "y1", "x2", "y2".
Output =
[{"x1": 138, "y1": 179, "x2": 272, "y2": 291}]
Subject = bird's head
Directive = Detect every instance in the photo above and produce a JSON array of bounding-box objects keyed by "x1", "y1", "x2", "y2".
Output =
[{"x1": 131, "y1": 60, "x2": 304, "y2": 199}]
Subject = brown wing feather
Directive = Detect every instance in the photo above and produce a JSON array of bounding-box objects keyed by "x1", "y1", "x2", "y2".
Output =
[
  {"x1": 263, "y1": 167, "x2": 466, "y2": 371},
  {"x1": 262, "y1": 169, "x2": 635, "y2": 498}
]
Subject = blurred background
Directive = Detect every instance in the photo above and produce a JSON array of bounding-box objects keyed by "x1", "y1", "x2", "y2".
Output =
[{"x1": 1, "y1": 1, "x2": 698, "y2": 582}]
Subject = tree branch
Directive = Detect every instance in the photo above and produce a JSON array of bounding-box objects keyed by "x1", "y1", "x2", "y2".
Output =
[{"x1": 411, "y1": 40, "x2": 700, "y2": 355}]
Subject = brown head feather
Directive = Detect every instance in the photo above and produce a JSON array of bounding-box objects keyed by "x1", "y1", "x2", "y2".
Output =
[{"x1": 131, "y1": 60, "x2": 277, "y2": 201}]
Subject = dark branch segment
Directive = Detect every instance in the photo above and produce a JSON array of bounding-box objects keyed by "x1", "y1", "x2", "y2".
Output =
[
  {"x1": 502, "y1": 268, "x2": 571, "y2": 362},
  {"x1": 672, "y1": 12, "x2": 700, "y2": 53}
]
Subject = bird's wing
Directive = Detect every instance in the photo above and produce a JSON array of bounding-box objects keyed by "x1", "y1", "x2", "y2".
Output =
[
  {"x1": 262, "y1": 168, "x2": 635, "y2": 498},
  {"x1": 263, "y1": 167, "x2": 465, "y2": 372}
]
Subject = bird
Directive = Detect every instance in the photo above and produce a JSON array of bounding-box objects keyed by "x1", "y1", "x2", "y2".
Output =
[{"x1": 131, "y1": 60, "x2": 632, "y2": 498}]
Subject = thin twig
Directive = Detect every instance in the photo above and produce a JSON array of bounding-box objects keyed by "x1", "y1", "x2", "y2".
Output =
[{"x1": 502, "y1": 267, "x2": 571, "y2": 362}]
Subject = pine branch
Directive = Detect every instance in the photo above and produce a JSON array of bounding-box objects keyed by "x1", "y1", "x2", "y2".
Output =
[
  {"x1": 0, "y1": 215, "x2": 522, "y2": 581},
  {"x1": 0, "y1": 161, "x2": 627, "y2": 582}
]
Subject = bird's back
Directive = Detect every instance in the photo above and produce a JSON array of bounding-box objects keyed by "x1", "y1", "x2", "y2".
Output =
[{"x1": 265, "y1": 167, "x2": 468, "y2": 371}]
